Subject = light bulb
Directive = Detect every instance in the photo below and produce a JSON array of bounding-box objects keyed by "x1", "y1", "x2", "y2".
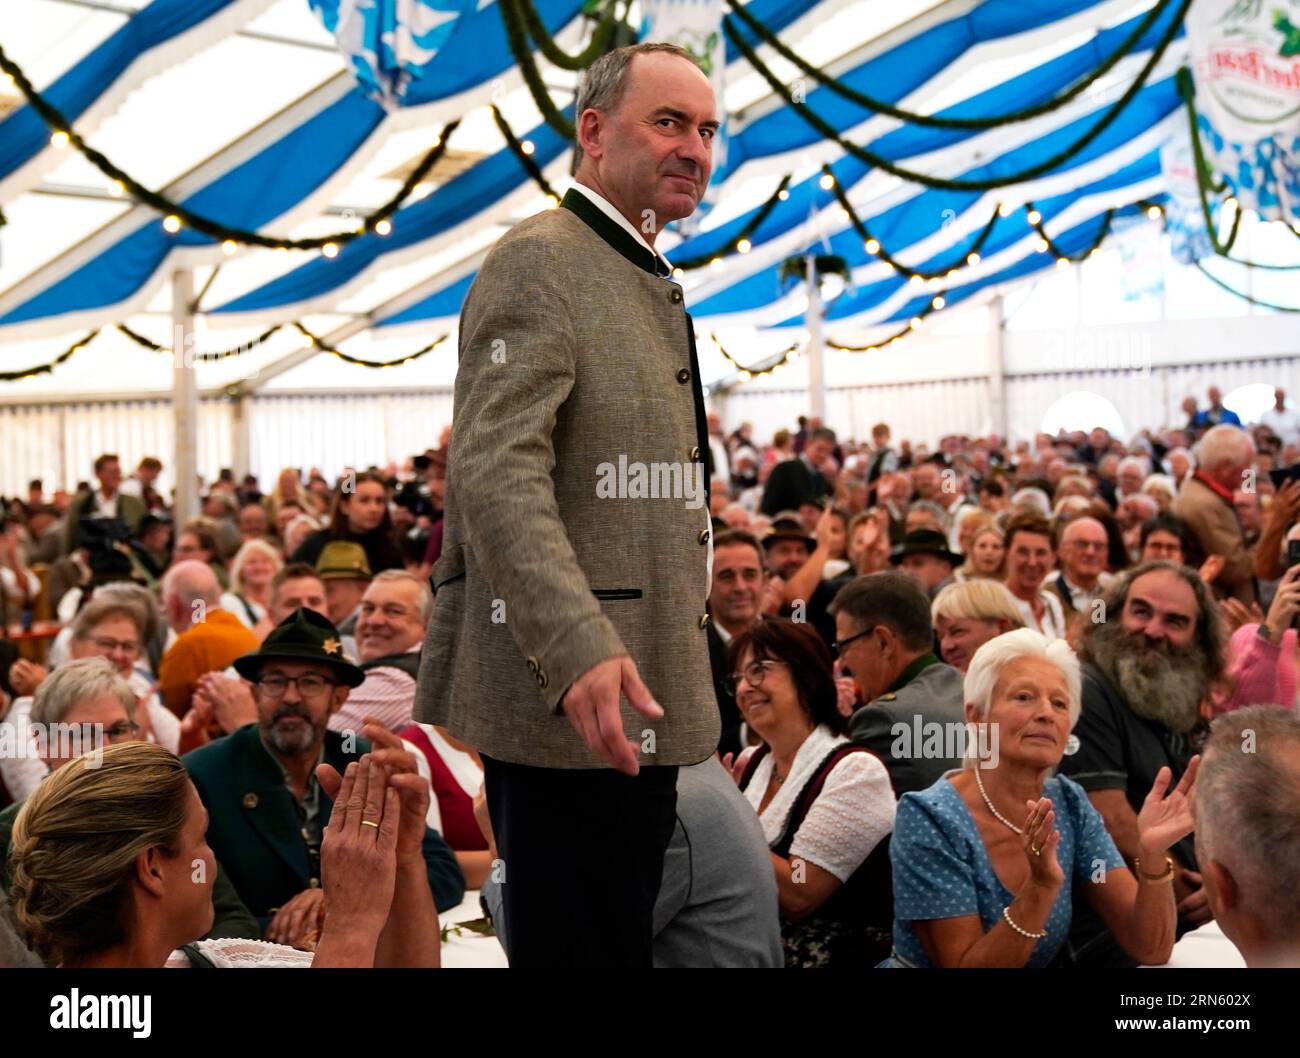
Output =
[
  {"x1": 221, "y1": 240, "x2": 237, "y2": 255},
  {"x1": 162, "y1": 215, "x2": 182, "y2": 233},
  {"x1": 322, "y1": 242, "x2": 339, "y2": 258},
  {"x1": 966, "y1": 252, "x2": 980, "y2": 265},
  {"x1": 374, "y1": 219, "x2": 392, "y2": 236},
  {"x1": 865, "y1": 239, "x2": 880, "y2": 255},
  {"x1": 819, "y1": 173, "x2": 835, "y2": 190},
  {"x1": 736, "y1": 238, "x2": 752, "y2": 254},
  {"x1": 1026, "y1": 209, "x2": 1042, "y2": 225}
]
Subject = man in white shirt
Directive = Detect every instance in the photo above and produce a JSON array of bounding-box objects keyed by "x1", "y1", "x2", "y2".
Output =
[
  {"x1": 328, "y1": 570, "x2": 429, "y2": 736},
  {"x1": 1003, "y1": 514, "x2": 1067, "y2": 640},
  {"x1": 1258, "y1": 388, "x2": 1300, "y2": 450},
  {"x1": 1045, "y1": 516, "x2": 1114, "y2": 617}
]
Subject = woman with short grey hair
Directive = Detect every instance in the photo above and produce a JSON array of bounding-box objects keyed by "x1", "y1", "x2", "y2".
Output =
[{"x1": 886, "y1": 628, "x2": 1196, "y2": 967}]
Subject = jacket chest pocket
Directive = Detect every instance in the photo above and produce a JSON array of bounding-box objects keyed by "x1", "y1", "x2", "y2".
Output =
[{"x1": 592, "y1": 588, "x2": 643, "y2": 601}]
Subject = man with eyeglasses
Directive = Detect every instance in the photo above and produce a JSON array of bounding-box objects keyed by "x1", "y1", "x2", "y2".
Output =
[
  {"x1": 1045, "y1": 517, "x2": 1114, "y2": 617},
  {"x1": 184, "y1": 607, "x2": 463, "y2": 944},
  {"x1": 828, "y1": 572, "x2": 966, "y2": 795}
]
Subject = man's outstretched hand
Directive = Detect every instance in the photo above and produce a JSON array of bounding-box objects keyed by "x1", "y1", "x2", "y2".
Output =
[{"x1": 560, "y1": 655, "x2": 661, "y2": 776}]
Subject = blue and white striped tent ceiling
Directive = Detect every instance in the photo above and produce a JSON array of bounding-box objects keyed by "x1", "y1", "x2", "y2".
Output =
[{"x1": 0, "y1": 0, "x2": 1196, "y2": 397}]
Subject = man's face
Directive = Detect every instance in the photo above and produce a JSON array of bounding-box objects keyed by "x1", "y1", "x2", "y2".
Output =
[
  {"x1": 581, "y1": 52, "x2": 716, "y2": 230},
  {"x1": 834, "y1": 612, "x2": 891, "y2": 703},
  {"x1": 357, "y1": 578, "x2": 425, "y2": 662},
  {"x1": 139, "y1": 465, "x2": 159, "y2": 485},
  {"x1": 1090, "y1": 428, "x2": 1108, "y2": 449},
  {"x1": 254, "y1": 660, "x2": 345, "y2": 757},
  {"x1": 1277, "y1": 388, "x2": 1287, "y2": 407},
  {"x1": 1169, "y1": 452, "x2": 1191, "y2": 479},
  {"x1": 709, "y1": 544, "x2": 764, "y2": 629},
  {"x1": 1141, "y1": 530, "x2": 1183, "y2": 565},
  {"x1": 765, "y1": 539, "x2": 809, "y2": 580},
  {"x1": 275, "y1": 504, "x2": 303, "y2": 537},
  {"x1": 1233, "y1": 490, "x2": 1260, "y2": 533},
  {"x1": 914, "y1": 465, "x2": 941, "y2": 501},
  {"x1": 1209, "y1": 386, "x2": 1223, "y2": 407},
  {"x1": 1006, "y1": 531, "x2": 1054, "y2": 595},
  {"x1": 239, "y1": 505, "x2": 268, "y2": 539},
  {"x1": 899, "y1": 553, "x2": 952, "y2": 593},
  {"x1": 1118, "y1": 464, "x2": 1144, "y2": 495},
  {"x1": 1120, "y1": 569, "x2": 1198, "y2": 650},
  {"x1": 272, "y1": 576, "x2": 329, "y2": 625},
  {"x1": 324, "y1": 578, "x2": 369, "y2": 625},
  {"x1": 1059, "y1": 518, "x2": 1108, "y2": 585},
  {"x1": 97, "y1": 459, "x2": 122, "y2": 493},
  {"x1": 804, "y1": 437, "x2": 833, "y2": 466}
]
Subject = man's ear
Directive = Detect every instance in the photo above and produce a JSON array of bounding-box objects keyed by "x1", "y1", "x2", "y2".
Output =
[
  {"x1": 329, "y1": 685, "x2": 349, "y2": 716},
  {"x1": 135, "y1": 846, "x2": 166, "y2": 901},
  {"x1": 576, "y1": 108, "x2": 605, "y2": 162},
  {"x1": 1206, "y1": 858, "x2": 1238, "y2": 913}
]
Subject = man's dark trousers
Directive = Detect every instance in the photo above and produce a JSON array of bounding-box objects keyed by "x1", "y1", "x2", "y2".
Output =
[{"x1": 482, "y1": 755, "x2": 679, "y2": 967}]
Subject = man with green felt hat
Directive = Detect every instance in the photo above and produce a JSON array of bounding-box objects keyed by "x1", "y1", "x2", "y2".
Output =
[{"x1": 183, "y1": 607, "x2": 464, "y2": 940}]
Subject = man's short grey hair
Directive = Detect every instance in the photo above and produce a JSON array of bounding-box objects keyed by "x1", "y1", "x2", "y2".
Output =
[
  {"x1": 961, "y1": 628, "x2": 1081, "y2": 768},
  {"x1": 1194, "y1": 423, "x2": 1254, "y2": 471},
  {"x1": 574, "y1": 42, "x2": 701, "y2": 167},
  {"x1": 30, "y1": 657, "x2": 135, "y2": 728},
  {"x1": 1117, "y1": 455, "x2": 1149, "y2": 477},
  {"x1": 371, "y1": 569, "x2": 433, "y2": 626},
  {"x1": 1010, "y1": 487, "x2": 1051, "y2": 517},
  {"x1": 1197, "y1": 706, "x2": 1300, "y2": 939}
]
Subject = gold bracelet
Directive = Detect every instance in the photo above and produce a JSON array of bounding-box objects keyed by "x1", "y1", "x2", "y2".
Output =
[{"x1": 1134, "y1": 854, "x2": 1175, "y2": 884}]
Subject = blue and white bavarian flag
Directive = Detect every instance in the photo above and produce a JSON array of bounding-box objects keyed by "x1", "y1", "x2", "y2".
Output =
[
  {"x1": 310, "y1": 0, "x2": 481, "y2": 107},
  {"x1": 1187, "y1": 0, "x2": 1300, "y2": 226}
]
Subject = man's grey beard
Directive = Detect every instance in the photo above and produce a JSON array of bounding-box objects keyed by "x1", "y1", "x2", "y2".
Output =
[
  {"x1": 262, "y1": 705, "x2": 327, "y2": 757},
  {"x1": 1085, "y1": 619, "x2": 1208, "y2": 734}
]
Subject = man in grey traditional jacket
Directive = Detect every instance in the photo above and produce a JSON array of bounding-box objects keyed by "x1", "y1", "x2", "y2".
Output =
[{"x1": 414, "y1": 42, "x2": 721, "y2": 967}]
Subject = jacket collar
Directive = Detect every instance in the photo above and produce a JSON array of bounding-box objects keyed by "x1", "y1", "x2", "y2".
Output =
[
  {"x1": 227, "y1": 724, "x2": 363, "y2": 883},
  {"x1": 1192, "y1": 469, "x2": 1235, "y2": 505},
  {"x1": 887, "y1": 652, "x2": 941, "y2": 695},
  {"x1": 561, "y1": 187, "x2": 671, "y2": 278}
]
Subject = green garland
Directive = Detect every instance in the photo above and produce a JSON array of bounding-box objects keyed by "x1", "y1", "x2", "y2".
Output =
[
  {"x1": 1193, "y1": 262, "x2": 1300, "y2": 312},
  {"x1": 0, "y1": 41, "x2": 459, "y2": 251},
  {"x1": 511, "y1": 0, "x2": 623, "y2": 72},
  {"x1": 1176, "y1": 69, "x2": 1242, "y2": 257},
  {"x1": 821, "y1": 164, "x2": 999, "y2": 281},
  {"x1": 0, "y1": 330, "x2": 99, "y2": 382},
  {"x1": 293, "y1": 323, "x2": 449, "y2": 367},
  {"x1": 499, "y1": 0, "x2": 577, "y2": 139},
  {"x1": 117, "y1": 323, "x2": 286, "y2": 362},
  {"x1": 723, "y1": 0, "x2": 1190, "y2": 193},
  {"x1": 1024, "y1": 200, "x2": 1119, "y2": 263},
  {"x1": 670, "y1": 175, "x2": 794, "y2": 270},
  {"x1": 724, "y1": 0, "x2": 1175, "y2": 131},
  {"x1": 709, "y1": 331, "x2": 801, "y2": 377},
  {"x1": 491, "y1": 106, "x2": 562, "y2": 200}
]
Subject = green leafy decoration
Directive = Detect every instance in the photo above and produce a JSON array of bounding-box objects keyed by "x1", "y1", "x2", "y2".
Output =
[{"x1": 1275, "y1": 10, "x2": 1300, "y2": 56}]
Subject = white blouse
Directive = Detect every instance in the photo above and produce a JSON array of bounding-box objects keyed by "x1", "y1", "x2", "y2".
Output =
[
  {"x1": 165, "y1": 938, "x2": 313, "y2": 968},
  {"x1": 741, "y1": 724, "x2": 896, "y2": 883}
]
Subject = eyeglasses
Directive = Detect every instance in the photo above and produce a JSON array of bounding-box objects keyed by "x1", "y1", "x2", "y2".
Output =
[
  {"x1": 257, "y1": 674, "x2": 337, "y2": 699},
  {"x1": 103, "y1": 721, "x2": 140, "y2": 743},
  {"x1": 1067, "y1": 541, "x2": 1108, "y2": 553},
  {"x1": 725, "y1": 660, "x2": 784, "y2": 697},
  {"x1": 832, "y1": 626, "x2": 877, "y2": 658},
  {"x1": 90, "y1": 635, "x2": 140, "y2": 655}
]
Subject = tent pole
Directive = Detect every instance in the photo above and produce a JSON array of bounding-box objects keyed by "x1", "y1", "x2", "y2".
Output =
[
  {"x1": 987, "y1": 294, "x2": 1007, "y2": 439},
  {"x1": 807, "y1": 254, "x2": 826, "y2": 422},
  {"x1": 172, "y1": 268, "x2": 200, "y2": 523}
]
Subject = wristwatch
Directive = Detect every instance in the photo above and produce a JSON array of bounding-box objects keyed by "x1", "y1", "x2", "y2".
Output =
[{"x1": 1257, "y1": 623, "x2": 1275, "y2": 643}]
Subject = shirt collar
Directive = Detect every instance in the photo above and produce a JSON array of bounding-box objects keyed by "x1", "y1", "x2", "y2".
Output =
[
  {"x1": 564, "y1": 183, "x2": 673, "y2": 278},
  {"x1": 1193, "y1": 469, "x2": 1235, "y2": 504}
]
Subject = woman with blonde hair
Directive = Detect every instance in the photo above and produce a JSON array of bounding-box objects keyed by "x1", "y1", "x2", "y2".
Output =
[
  {"x1": 886, "y1": 629, "x2": 1196, "y2": 968},
  {"x1": 931, "y1": 580, "x2": 1025, "y2": 674},
  {"x1": 955, "y1": 526, "x2": 1006, "y2": 581},
  {"x1": 221, "y1": 539, "x2": 283, "y2": 630},
  {"x1": 8, "y1": 741, "x2": 438, "y2": 968}
]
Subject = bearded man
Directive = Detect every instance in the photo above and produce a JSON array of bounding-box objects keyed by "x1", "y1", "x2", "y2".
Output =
[{"x1": 1057, "y1": 561, "x2": 1225, "y2": 966}]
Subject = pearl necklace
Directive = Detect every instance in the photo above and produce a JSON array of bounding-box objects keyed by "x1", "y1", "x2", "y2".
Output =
[{"x1": 973, "y1": 767, "x2": 1023, "y2": 835}]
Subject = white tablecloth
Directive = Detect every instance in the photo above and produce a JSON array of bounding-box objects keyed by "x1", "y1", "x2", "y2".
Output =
[
  {"x1": 439, "y1": 890, "x2": 508, "y2": 968},
  {"x1": 1146, "y1": 921, "x2": 1246, "y2": 969}
]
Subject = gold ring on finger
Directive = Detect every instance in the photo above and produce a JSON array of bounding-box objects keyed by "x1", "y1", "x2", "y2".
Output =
[{"x1": 361, "y1": 820, "x2": 380, "y2": 830}]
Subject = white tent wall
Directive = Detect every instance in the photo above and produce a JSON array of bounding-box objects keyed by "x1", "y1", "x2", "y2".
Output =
[{"x1": 716, "y1": 314, "x2": 1300, "y2": 448}]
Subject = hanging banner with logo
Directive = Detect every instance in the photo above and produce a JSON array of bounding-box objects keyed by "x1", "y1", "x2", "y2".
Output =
[
  {"x1": 1187, "y1": 0, "x2": 1300, "y2": 224},
  {"x1": 641, "y1": 0, "x2": 726, "y2": 226},
  {"x1": 1160, "y1": 119, "x2": 1217, "y2": 263},
  {"x1": 310, "y1": 0, "x2": 480, "y2": 108}
]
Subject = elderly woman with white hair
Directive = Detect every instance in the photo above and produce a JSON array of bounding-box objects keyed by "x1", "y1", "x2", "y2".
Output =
[{"x1": 886, "y1": 629, "x2": 1197, "y2": 967}]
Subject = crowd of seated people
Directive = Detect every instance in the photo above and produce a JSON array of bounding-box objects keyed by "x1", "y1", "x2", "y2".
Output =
[{"x1": 1, "y1": 384, "x2": 1299, "y2": 968}]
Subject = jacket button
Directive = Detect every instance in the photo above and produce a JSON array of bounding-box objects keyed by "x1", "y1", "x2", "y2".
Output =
[
  {"x1": 676, "y1": 368, "x2": 690, "y2": 384},
  {"x1": 699, "y1": 614, "x2": 711, "y2": 630},
  {"x1": 242, "y1": 793, "x2": 258, "y2": 810},
  {"x1": 699, "y1": 528, "x2": 711, "y2": 545},
  {"x1": 536, "y1": 670, "x2": 548, "y2": 689},
  {"x1": 308, "y1": 877, "x2": 320, "y2": 889},
  {"x1": 690, "y1": 445, "x2": 701, "y2": 461},
  {"x1": 526, "y1": 656, "x2": 539, "y2": 675},
  {"x1": 669, "y1": 288, "x2": 683, "y2": 304}
]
